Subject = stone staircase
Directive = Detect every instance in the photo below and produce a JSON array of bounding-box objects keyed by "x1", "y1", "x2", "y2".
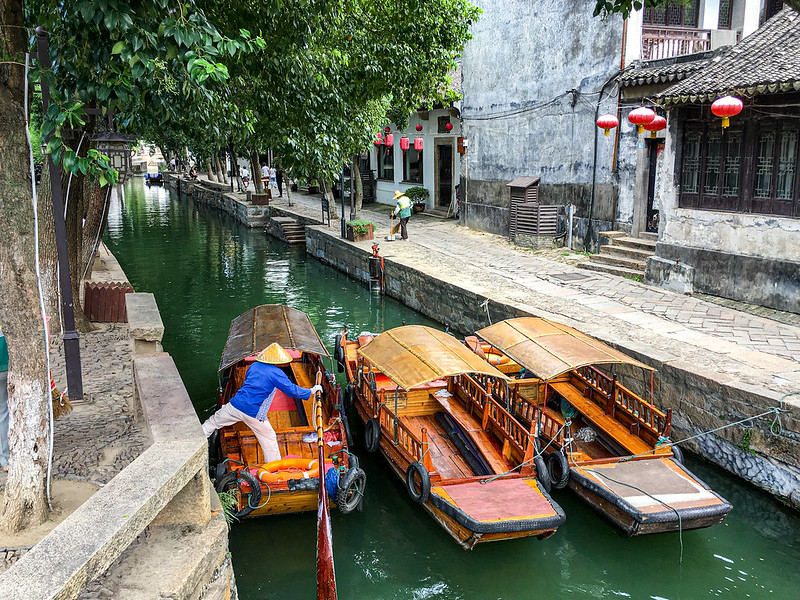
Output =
[
  {"x1": 580, "y1": 231, "x2": 657, "y2": 279},
  {"x1": 271, "y1": 217, "x2": 306, "y2": 245}
]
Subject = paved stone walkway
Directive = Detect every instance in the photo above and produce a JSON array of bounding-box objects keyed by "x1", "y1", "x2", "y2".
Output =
[{"x1": 265, "y1": 190, "x2": 800, "y2": 402}]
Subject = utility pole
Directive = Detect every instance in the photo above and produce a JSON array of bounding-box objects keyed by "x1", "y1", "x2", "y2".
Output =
[{"x1": 35, "y1": 27, "x2": 83, "y2": 400}]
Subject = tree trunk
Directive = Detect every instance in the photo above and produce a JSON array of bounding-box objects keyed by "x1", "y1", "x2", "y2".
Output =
[
  {"x1": 250, "y1": 150, "x2": 263, "y2": 193},
  {"x1": 285, "y1": 172, "x2": 295, "y2": 207},
  {"x1": 206, "y1": 159, "x2": 217, "y2": 182},
  {"x1": 216, "y1": 152, "x2": 227, "y2": 184},
  {"x1": 0, "y1": 0, "x2": 51, "y2": 533},
  {"x1": 80, "y1": 176, "x2": 108, "y2": 285},
  {"x1": 321, "y1": 180, "x2": 339, "y2": 221},
  {"x1": 353, "y1": 156, "x2": 363, "y2": 220},
  {"x1": 37, "y1": 164, "x2": 61, "y2": 322}
]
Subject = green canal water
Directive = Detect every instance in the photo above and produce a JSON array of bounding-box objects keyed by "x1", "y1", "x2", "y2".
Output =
[{"x1": 106, "y1": 179, "x2": 800, "y2": 599}]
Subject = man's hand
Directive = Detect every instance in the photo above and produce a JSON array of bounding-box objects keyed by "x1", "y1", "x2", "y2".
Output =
[{"x1": 309, "y1": 384, "x2": 323, "y2": 395}]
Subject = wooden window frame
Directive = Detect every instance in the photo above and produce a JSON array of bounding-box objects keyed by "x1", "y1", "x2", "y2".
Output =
[
  {"x1": 377, "y1": 145, "x2": 394, "y2": 181},
  {"x1": 402, "y1": 149, "x2": 423, "y2": 183}
]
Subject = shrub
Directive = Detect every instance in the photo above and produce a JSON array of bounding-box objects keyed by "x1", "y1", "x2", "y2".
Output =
[
  {"x1": 347, "y1": 219, "x2": 375, "y2": 238},
  {"x1": 404, "y1": 186, "x2": 429, "y2": 204}
]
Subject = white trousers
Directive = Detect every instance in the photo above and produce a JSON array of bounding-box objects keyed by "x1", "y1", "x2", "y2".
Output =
[{"x1": 202, "y1": 402, "x2": 281, "y2": 463}]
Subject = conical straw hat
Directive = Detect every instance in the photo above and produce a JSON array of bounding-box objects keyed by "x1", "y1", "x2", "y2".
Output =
[{"x1": 255, "y1": 343, "x2": 293, "y2": 365}]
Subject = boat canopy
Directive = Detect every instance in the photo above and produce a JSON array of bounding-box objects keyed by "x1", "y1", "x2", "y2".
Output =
[
  {"x1": 477, "y1": 317, "x2": 654, "y2": 381},
  {"x1": 218, "y1": 305, "x2": 329, "y2": 372},
  {"x1": 358, "y1": 325, "x2": 510, "y2": 390}
]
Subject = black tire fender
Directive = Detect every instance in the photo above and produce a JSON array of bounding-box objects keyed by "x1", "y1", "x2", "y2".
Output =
[
  {"x1": 344, "y1": 383, "x2": 355, "y2": 414},
  {"x1": 364, "y1": 418, "x2": 380, "y2": 453},
  {"x1": 535, "y1": 455, "x2": 551, "y2": 493},
  {"x1": 216, "y1": 469, "x2": 261, "y2": 518},
  {"x1": 671, "y1": 445, "x2": 684, "y2": 465},
  {"x1": 546, "y1": 451, "x2": 570, "y2": 489},
  {"x1": 405, "y1": 461, "x2": 430, "y2": 504},
  {"x1": 337, "y1": 467, "x2": 367, "y2": 514},
  {"x1": 342, "y1": 414, "x2": 354, "y2": 448},
  {"x1": 333, "y1": 334, "x2": 344, "y2": 363}
]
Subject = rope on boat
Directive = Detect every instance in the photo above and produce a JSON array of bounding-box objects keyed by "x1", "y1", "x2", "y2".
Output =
[{"x1": 249, "y1": 482, "x2": 272, "y2": 509}]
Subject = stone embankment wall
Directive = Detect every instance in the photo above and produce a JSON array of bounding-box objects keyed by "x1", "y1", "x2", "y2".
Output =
[
  {"x1": 306, "y1": 226, "x2": 800, "y2": 509},
  {"x1": 0, "y1": 293, "x2": 235, "y2": 600},
  {"x1": 166, "y1": 173, "x2": 268, "y2": 228}
]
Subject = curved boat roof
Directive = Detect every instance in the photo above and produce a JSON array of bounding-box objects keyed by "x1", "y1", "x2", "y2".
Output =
[
  {"x1": 477, "y1": 317, "x2": 654, "y2": 381},
  {"x1": 357, "y1": 325, "x2": 510, "y2": 390},
  {"x1": 219, "y1": 305, "x2": 329, "y2": 372}
]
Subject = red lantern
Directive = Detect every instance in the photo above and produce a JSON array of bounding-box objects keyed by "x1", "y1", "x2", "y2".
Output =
[
  {"x1": 373, "y1": 132, "x2": 383, "y2": 146},
  {"x1": 415, "y1": 124, "x2": 423, "y2": 132},
  {"x1": 414, "y1": 138, "x2": 423, "y2": 151},
  {"x1": 711, "y1": 96, "x2": 743, "y2": 129},
  {"x1": 644, "y1": 115, "x2": 667, "y2": 138},
  {"x1": 445, "y1": 122, "x2": 453, "y2": 132},
  {"x1": 596, "y1": 114, "x2": 619, "y2": 137},
  {"x1": 400, "y1": 136, "x2": 410, "y2": 152},
  {"x1": 628, "y1": 107, "x2": 656, "y2": 134},
  {"x1": 384, "y1": 126, "x2": 391, "y2": 133},
  {"x1": 384, "y1": 133, "x2": 393, "y2": 156}
]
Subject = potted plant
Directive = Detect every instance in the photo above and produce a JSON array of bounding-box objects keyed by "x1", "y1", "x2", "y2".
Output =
[
  {"x1": 346, "y1": 219, "x2": 375, "y2": 242},
  {"x1": 405, "y1": 186, "x2": 429, "y2": 213}
]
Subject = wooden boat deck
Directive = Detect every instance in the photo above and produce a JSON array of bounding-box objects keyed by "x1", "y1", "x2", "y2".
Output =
[
  {"x1": 404, "y1": 415, "x2": 476, "y2": 479},
  {"x1": 550, "y1": 381, "x2": 653, "y2": 457}
]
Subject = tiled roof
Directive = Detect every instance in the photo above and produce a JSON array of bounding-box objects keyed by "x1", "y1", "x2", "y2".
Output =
[
  {"x1": 657, "y1": 8, "x2": 800, "y2": 105},
  {"x1": 619, "y1": 51, "x2": 718, "y2": 88}
]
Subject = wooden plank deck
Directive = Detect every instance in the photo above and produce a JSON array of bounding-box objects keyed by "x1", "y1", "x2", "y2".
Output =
[
  {"x1": 550, "y1": 381, "x2": 652, "y2": 456},
  {"x1": 404, "y1": 415, "x2": 475, "y2": 479},
  {"x1": 433, "y1": 394, "x2": 512, "y2": 475}
]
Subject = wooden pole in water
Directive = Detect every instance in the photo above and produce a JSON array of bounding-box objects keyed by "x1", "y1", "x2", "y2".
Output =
[{"x1": 315, "y1": 370, "x2": 338, "y2": 600}]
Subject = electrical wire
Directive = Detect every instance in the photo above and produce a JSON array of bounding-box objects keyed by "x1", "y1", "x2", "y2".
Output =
[{"x1": 24, "y1": 52, "x2": 55, "y2": 509}]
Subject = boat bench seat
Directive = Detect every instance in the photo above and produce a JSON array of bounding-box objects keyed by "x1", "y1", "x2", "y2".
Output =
[
  {"x1": 432, "y1": 393, "x2": 510, "y2": 475},
  {"x1": 550, "y1": 382, "x2": 652, "y2": 457}
]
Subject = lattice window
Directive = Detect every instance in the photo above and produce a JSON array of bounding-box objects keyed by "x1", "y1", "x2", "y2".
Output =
[
  {"x1": 704, "y1": 133, "x2": 722, "y2": 194},
  {"x1": 723, "y1": 133, "x2": 742, "y2": 196},
  {"x1": 644, "y1": 1, "x2": 699, "y2": 27},
  {"x1": 777, "y1": 131, "x2": 798, "y2": 200},
  {"x1": 719, "y1": 0, "x2": 733, "y2": 29},
  {"x1": 682, "y1": 132, "x2": 701, "y2": 193},
  {"x1": 755, "y1": 132, "x2": 776, "y2": 198}
]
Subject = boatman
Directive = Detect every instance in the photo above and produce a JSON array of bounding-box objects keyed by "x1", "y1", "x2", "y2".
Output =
[
  {"x1": 392, "y1": 190, "x2": 412, "y2": 241},
  {"x1": 202, "y1": 342, "x2": 322, "y2": 462}
]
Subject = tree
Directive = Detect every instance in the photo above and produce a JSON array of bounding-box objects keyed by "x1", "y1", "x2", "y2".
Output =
[
  {"x1": 593, "y1": 0, "x2": 800, "y2": 19},
  {"x1": 0, "y1": 0, "x2": 263, "y2": 533}
]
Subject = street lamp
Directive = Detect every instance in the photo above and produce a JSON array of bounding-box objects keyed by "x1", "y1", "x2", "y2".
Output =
[{"x1": 92, "y1": 130, "x2": 135, "y2": 183}]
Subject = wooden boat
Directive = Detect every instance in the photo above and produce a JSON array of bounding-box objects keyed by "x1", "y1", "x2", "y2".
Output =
[
  {"x1": 211, "y1": 305, "x2": 366, "y2": 521},
  {"x1": 474, "y1": 317, "x2": 732, "y2": 537},
  {"x1": 336, "y1": 325, "x2": 566, "y2": 549}
]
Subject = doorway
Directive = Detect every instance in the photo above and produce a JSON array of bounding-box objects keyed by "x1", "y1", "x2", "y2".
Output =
[
  {"x1": 436, "y1": 143, "x2": 453, "y2": 208},
  {"x1": 645, "y1": 139, "x2": 663, "y2": 233}
]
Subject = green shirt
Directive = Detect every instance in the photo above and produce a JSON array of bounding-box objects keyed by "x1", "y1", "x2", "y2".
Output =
[
  {"x1": 394, "y1": 195, "x2": 412, "y2": 219},
  {"x1": 0, "y1": 329, "x2": 7, "y2": 372}
]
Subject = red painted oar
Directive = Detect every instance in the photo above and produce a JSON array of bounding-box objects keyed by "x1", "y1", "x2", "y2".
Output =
[{"x1": 315, "y1": 370, "x2": 338, "y2": 600}]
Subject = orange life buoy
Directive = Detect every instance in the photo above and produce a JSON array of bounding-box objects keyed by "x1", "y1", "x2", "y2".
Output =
[
  {"x1": 485, "y1": 352, "x2": 510, "y2": 365},
  {"x1": 255, "y1": 458, "x2": 319, "y2": 483}
]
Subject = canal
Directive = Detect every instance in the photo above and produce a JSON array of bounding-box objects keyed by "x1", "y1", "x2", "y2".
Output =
[{"x1": 106, "y1": 179, "x2": 800, "y2": 599}]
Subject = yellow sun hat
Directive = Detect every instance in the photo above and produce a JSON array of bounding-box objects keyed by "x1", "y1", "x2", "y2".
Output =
[
  {"x1": 394, "y1": 190, "x2": 403, "y2": 199},
  {"x1": 255, "y1": 342, "x2": 293, "y2": 365}
]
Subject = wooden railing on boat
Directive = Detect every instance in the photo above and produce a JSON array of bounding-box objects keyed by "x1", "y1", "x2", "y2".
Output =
[
  {"x1": 572, "y1": 366, "x2": 671, "y2": 441},
  {"x1": 314, "y1": 370, "x2": 337, "y2": 600}
]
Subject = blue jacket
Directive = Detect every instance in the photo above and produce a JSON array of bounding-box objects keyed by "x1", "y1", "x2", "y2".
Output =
[
  {"x1": 230, "y1": 362, "x2": 311, "y2": 420},
  {"x1": 0, "y1": 328, "x2": 8, "y2": 373}
]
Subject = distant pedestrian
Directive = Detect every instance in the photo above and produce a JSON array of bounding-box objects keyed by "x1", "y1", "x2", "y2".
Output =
[
  {"x1": 236, "y1": 166, "x2": 243, "y2": 192},
  {"x1": 0, "y1": 321, "x2": 9, "y2": 471},
  {"x1": 276, "y1": 170, "x2": 283, "y2": 197},
  {"x1": 241, "y1": 166, "x2": 250, "y2": 190},
  {"x1": 269, "y1": 166, "x2": 277, "y2": 189},
  {"x1": 393, "y1": 190, "x2": 412, "y2": 241},
  {"x1": 261, "y1": 163, "x2": 269, "y2": 186}
]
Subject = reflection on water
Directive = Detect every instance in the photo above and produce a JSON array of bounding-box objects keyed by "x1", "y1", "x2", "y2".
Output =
[{"x1": 106, "y1": 178, "x2": 800, "y2": 600}]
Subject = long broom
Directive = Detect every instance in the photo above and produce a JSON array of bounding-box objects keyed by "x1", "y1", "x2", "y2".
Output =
[{"x1": 385, "y1": 214, "x2": 398, "y2": 241}]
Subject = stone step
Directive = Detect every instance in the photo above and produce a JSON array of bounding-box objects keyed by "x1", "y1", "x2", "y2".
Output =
[
  {"x1": 578, "y1": 261, "x2": 645, "y2": 280},
  {"x1": 599, "y1": 230, "x2": 627, "y2": 239},
  {"x1": 599, "y1": 244, "x2": 654, "y2": 261},
  {"x1": 611, "y1": 236, "x2": 657, "y2": 251},
  {"x1": 589, "y1": 253, "x2": 646, "y2": 271},
  {"x1": 639, "y1": 231, "x2": 658, "y2": 242}
]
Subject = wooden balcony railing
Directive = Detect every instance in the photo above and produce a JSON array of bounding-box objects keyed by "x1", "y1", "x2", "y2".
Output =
[{"x1": 641, "y1": 27, "x2": 710, "y2": 60}]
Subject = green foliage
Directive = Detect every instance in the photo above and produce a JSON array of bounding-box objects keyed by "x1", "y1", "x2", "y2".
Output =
[
  {"x1": 346, "y1": 219, "x2": 374, "y2": 238},
  {"x1": 740, "y1": 429, "x2": 757, "y2": 455},
  {"x1": 404, "y1": 186, "x2": 430, "y2": 204},
  {"x1": 217, "y1": 488, "x2": 239, "y2": 527}
]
